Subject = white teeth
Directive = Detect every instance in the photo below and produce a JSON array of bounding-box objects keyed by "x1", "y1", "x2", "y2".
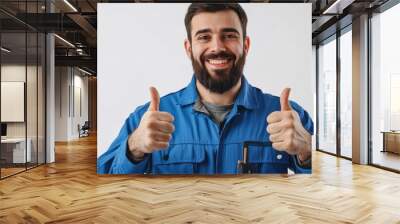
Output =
[{"x1": 208, "y1": 59, "x2": 228, "y2": 65}]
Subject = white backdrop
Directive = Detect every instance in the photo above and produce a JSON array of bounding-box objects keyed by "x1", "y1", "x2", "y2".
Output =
[{"x1": 97, "y1": 3, "x2": 312, "y2": 157}]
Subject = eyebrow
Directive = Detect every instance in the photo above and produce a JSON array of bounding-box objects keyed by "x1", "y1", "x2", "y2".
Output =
[
  {"x1": 221, "y1": 28, "x2": 240, "y2": 35},
  {"x1": 194, "y1": 28, "x2": 212, "y2": 37},
  {"x1": 193, "y1": 27, "x2": 240, "y2": 37}
]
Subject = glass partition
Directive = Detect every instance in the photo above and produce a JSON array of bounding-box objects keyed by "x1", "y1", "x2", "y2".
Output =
[
  {"x1": 339, "y1": 28, "x2": 352, "y2": 158},
  {"x1": 371, "y1": 3, "x2": 400, "y2": 171},
  {"x1": 38, "y1": 32, "x2": 45, "y2": 165},
  {"x1": 27, "y1": 31, "x2": 38, "y2": 169},
  {"x1": 1, "y1": 31, "x2": 28, "y2": 178},
  {"x1": 317, "y1": 36, "x2": 337, "y2": 155},
  {"x1": 0, "y1": 1, "x2": 46, "y2": 179}
]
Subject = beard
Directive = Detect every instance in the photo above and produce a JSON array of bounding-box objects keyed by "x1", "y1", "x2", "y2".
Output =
[{"x1": 190, "y1": 49, "x2": 246, "y2": 94}]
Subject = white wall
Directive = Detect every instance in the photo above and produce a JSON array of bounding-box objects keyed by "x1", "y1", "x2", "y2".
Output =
[
  {"x1": 73, "y1": 72, "x2": 89, "y2": 138},
  {"x1": 55, "y1": 67, "x2": 68, "y2": 141},
  {"x1": 98, "y1": 3, "x2": 313, "y2": 156},
  {"x1": 55, "y1": 67, "x2": 89, "y2": 141}
]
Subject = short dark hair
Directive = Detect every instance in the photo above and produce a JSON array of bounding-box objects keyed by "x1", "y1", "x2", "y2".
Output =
[{"x1": 184, "y1": 3, "x2": 248, "y2": 42}]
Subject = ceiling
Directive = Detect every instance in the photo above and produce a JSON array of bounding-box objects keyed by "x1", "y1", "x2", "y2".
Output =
[{"x1": 0, "y1": 0, "x2": 393, "y2": 75}]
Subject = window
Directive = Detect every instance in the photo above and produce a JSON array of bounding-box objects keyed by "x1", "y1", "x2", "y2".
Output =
[
  {"x1": 339, "y1": 28, "x2": 352, "y2": 158},
  {"x1": 317, "y1": 36, "x2": 337, "y2": 154},
  {"x1": 370, "y1": 2, "x2": 400, "y2": 171}
]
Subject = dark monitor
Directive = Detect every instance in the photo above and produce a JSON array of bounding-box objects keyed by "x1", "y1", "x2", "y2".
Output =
[{"x1": 1, "y1": 123, "x2": 7, "y2": 137}]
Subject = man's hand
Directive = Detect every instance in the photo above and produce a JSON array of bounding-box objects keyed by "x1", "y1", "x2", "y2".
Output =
[
  {"x1": 128, "y1": 87, "x2": 175, "y2": 159},
  {"x1": 266, "y1": 88, "x2": 311, "y2": 162}
]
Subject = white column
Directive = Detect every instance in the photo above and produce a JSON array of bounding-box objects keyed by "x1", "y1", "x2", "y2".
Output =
[
  {"x1": 45, "y1": 1, "x2": 56, "y2": 163},
  {"x1": 46, "y1": 33, "x2": 55, "y2": 163},
  {"x1": 352, "y1": 14, "x2": 369, "y2": 164}
]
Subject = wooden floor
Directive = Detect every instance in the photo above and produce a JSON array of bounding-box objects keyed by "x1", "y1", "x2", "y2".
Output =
[
  {"x1": 372, "y1": 151, "x2": 400, "y2": 171},
  {"x1": 1, "y1": 167, "x2": 26, "y2": 178},
  {"x1": 1, "y1": 134, "x2": 400, "y2": 223},
  {"x1": 1, "y1": 163, "x2": 45, "y2": 178}
]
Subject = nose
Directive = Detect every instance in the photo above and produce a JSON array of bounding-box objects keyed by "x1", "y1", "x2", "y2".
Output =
[{"x1": 209, "y1": 36, "x2": 226, "y2": 52}]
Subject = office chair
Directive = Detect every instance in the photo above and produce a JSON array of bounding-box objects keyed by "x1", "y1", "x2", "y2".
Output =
[{"x1": 79, "y1": 121, "x2": 90, "y2": 138}]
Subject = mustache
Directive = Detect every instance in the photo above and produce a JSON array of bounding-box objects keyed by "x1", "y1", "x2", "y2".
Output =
[
  {"x1": 201, "y1": 51, "x2": 236, "y2": 61},
  {"x1": 190, "y1": 50, "x2": 246, "y2": 94}
]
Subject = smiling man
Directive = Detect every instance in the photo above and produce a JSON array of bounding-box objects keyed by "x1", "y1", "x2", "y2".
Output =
[{"x1": 97, "y1": 3, "x2": 314, "y2": 174}]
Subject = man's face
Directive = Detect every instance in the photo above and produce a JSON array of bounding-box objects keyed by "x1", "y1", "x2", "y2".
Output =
[{"x1": 185, "y1": 10, "x2": 250, "y2": 94}]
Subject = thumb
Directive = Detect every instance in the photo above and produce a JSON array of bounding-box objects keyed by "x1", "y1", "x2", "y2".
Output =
[
  {"x1": 148, "y1": 86, "x2": 160, "y2": 111},
  {"x1": 280, "y1": 87, "x2": 292, "y2": 111}
]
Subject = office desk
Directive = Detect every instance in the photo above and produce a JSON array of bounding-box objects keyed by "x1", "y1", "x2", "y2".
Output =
[
  {"x1": 1, "y1": 138, "x2": 32, "y2": 164},
  {"x1": 381, "y1": 131, "x2": 400, "y2": 154}
]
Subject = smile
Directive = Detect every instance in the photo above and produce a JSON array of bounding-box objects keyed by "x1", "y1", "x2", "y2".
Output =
[
  {"x1": 207, "y1": 59, "x2": 229, "y2": 65},
  {"x1": 205, "y1": 58, "x2": 232, "y2": 69}
]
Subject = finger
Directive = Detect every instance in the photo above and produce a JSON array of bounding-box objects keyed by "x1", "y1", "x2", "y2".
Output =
[
  {"x1": 148, "y1": 86, "x2": 160, "y2": 111},
  {"x1": 269, "y1": 132, "x2": 285, "y2": 143},
  {"x1": 272, "y1": 142, "x2": 287, "y2": 151},
  {"x1": 280, "y1": 87, "x2": 292, "y2": 111},
  {"x1": 266, "y1": 111, "x2": 283, "y2": 123},
  {"x1": 153, "y1": 111, "x2": 175, "y2": 122},
  {"x1": 150, "y1": 141, "x2": 169, "y2": 151},
  {"x1": 266, "y1": 122, "x2": 283, "y2": 134},
  {"x1": 156, "y1": 121, "x2": 175, "y2": 133},
  {"x1": 148, "y1": 120, "x2": 175, "y2": 133},
  {"x1": 150, "y1": 132, "x2": 172, "y2": 142}
]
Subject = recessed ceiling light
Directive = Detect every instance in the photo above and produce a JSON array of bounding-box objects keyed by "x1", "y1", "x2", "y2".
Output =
[
  {"x1": 63, "y1": 0, "x2": 78, "y2": 12},
  {"x1": 54, "y1": 34, "x2": 75, "y2": 48},
  {"x1": 323, "y1": 0, "x2": 354, "y2": 15},
  {"x1": 78, "y1": 67, "x2": 93, "y2": 76},
  {"x1": 1, "y1": 47, "x2": 11, "y2": 53}
]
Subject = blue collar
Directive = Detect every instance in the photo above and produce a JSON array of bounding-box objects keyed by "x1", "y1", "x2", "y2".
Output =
[{"x1": 178, "y1": 75, "x2": 259, "y2": 110}]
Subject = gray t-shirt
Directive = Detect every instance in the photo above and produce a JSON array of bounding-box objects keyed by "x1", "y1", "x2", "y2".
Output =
[{"x1": 193, "y1": 99, "x2": 233, "y2": 126}]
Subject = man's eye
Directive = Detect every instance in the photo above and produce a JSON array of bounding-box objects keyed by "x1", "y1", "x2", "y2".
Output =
[
  {"x1": 197, "y1": 35, "x2": 210, "y2": 41},
  {"x1": 224, "y1": 34, "x2": 238, "y2": 39}
]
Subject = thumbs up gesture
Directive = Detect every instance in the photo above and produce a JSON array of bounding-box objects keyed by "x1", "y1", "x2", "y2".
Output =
[
  {"x1": 266, "y1": 88, "x2": 311, "y2": 161},
  {"x1": 128, "y1": 87, "x2": 175, "y2": 160}
]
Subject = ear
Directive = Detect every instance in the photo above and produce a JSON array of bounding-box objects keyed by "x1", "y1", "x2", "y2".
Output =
[
  {"x1": 243, "y1": 36, "x2": 250, "y2": 56},
  {"x1": 184, "y1": 39, "x2": 192, "y2": 59}
]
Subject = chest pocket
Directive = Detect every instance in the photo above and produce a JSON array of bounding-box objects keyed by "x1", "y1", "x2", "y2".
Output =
[
  {"x1": 152, "y1": 144, "x2": 206, "y2": 174},
  {"x1": 246, "y1": 145, "x2": 290, "y2": 174}
]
